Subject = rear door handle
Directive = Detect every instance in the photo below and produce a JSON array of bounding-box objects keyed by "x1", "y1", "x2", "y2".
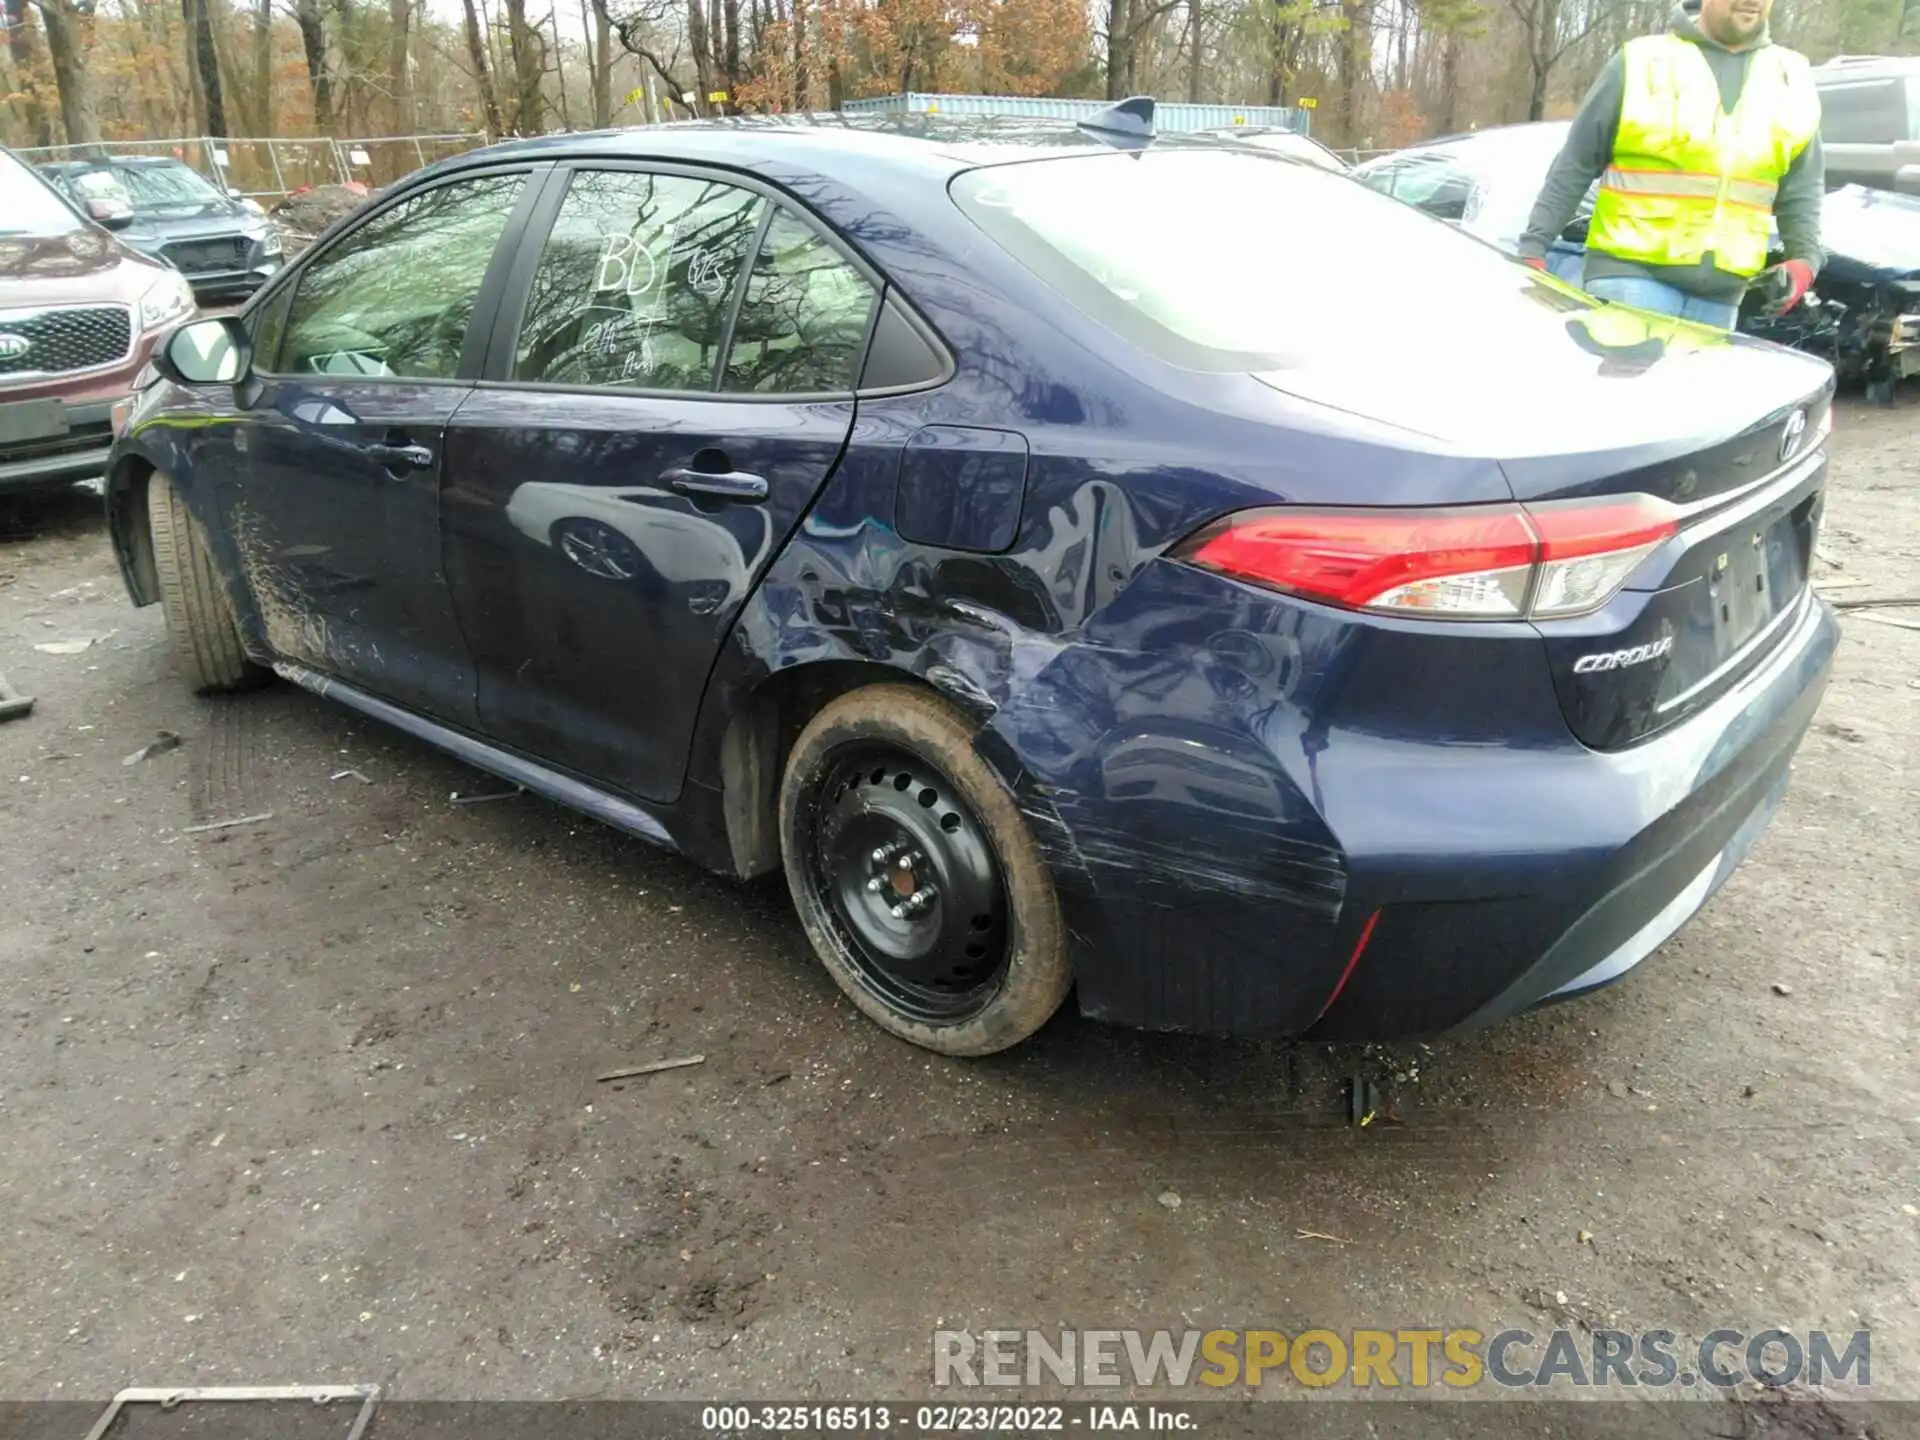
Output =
[
  {"x1": 662, "y1": 467, "x2": 769, "y2": 504},
  {"x1": 362, "y1": 442, "x2": 435, "y2": 474}
]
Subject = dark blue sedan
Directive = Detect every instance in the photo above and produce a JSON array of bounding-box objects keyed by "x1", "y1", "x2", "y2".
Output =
[{"x1": 103, "y1": 105, "x2": 1840, "y2": 1055}]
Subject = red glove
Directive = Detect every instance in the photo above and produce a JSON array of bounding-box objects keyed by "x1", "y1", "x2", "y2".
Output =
[
  {"x1": 1772, "y1": 259, "x2": 1815, "y2": 313},
  {"x1": 1521, "y1": 255, "x2": 1548, "y2": 271}
]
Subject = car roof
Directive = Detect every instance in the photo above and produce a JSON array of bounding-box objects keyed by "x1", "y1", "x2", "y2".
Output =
[{"x1": 412, "y1": 112, "x2": 1202, "y2": 189}]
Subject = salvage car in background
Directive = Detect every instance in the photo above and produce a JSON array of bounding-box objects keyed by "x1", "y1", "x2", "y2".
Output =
[
  {"x1": 1813, "y1": 54, "x2": 1920, "y2": 195},
  {"x1": 1354, "y1": 121, "x2": 1920, "y2": 401},
  {"x1": 0, "y1": 145, "x2": 196, "y2": 497},
  {"x1": 40, "y1": 156, "x2": 283, "y2": 304},
  {"x1": 105, "y1": 108, "x2": 1837, "y2": 1056}
]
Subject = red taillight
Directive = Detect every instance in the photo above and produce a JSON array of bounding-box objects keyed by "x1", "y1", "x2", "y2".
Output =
[{"x1": 1177, "y1": 495, "x2": 1679, "y2": 621}]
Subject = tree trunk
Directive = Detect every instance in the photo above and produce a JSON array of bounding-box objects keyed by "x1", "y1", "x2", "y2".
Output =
[
  {"x1": 1337, "y1": 0, "x2": 1372, "y2": 144},
  {"x1": 251, "y1": 0, "x2": 275, "y2": 134},
  {"x1": 587, "y1": 0, "x2": 612, "y2": 127},
  {"x1": 296, "y1": 0, "x2": 332, "y2": 131},
  {"x1": 463, "y1": 0, "x2": 504, "y2": 135},
  {"x1": 1437, "y1": 28, "x2": 1459, "y2": 133},
  {"x1": 181, "y1": 0, "x2": 228, "y2": 135},
  {"x1": 505, "y1": 0, "x2": 544, "y2": 133},
  {"x1": 1185, "y1": 0, "x2": 1202, "y2": 101},
  {"x1": 722, "y1": 0, "x2": 741, "y2": 95},
  {"x1": 686, "y1": 0, "x2": 714, "y2": 104},
  {"x1": 388, "y1": 0, "x2": 413, "y2": 132},
  {"x1": 549, "y1": 3, "x2": 570, "y2": 126},
  {"x1": 3, "y1": 0, "x2": 50, "y2": 147},
  {"x1": 1104, "y1": 0, "x2": 1129, "y2": 99},
  {"x1": 792, "y1": 0, "x2": 806, "y2": 108},
  {"x1": 33, "y1": 0, "x2": 99, "y2": 146}
]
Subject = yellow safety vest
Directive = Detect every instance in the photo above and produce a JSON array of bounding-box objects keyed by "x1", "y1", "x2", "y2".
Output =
[{"x1": 1587, "y1": 33, "x2": 1820, "y2": 279}]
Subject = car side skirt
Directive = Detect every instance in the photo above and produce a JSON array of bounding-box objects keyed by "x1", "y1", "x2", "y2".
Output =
[{"x1": 272, "y1": 661, "x2": 679, "y2": 852}]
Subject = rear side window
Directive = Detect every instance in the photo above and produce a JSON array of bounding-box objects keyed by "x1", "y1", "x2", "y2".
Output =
[
  {"x1": 720, "y1": 207, "x2": 878, "y2": 394},
  {"x1": 513, "y1": 169, "x2": 765, "y2": 391},
  {"x1": 274, "y1": 172, "x2": 524, "y2": 378}
]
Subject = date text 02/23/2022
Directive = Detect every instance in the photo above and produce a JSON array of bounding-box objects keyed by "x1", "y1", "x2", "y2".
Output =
[{"x1": 699, "y1": 1405, "x2": 1196, "y2": 1433}]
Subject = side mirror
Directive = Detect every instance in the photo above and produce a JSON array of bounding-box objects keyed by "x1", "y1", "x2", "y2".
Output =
[
  {"x1": 156, "y1": 316, "x2": 252, "y2": 385},
  {"x1": 86, "y1": 196, "x2": 135, "y2": 230}
]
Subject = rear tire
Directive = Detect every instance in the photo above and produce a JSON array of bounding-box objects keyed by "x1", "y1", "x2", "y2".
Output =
[
  {"x1": 779, "y1": 684, "x2": 1072, "y2": 1056},
  {"x1": 147, "y1": 470, "x2": 265, "y2": 695}
]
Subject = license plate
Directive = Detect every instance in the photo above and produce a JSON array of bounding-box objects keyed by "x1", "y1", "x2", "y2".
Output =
[
  {"x1": 1709, "y1": 515, "x2": 1796, "y2": 654},
  {"x1": 0, "y1": 398, "x2": 66, "y2": 445}
]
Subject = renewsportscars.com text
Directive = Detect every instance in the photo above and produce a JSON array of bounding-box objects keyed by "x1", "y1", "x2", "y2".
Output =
[{"x1": 933, "y1": 1327, "x2": 1871, "y2": 1391}]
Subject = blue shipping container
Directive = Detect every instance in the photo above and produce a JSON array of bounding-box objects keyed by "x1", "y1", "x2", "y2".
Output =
[{"x1": 837, "y1": 92, "x2": 1311, "y2": 136}]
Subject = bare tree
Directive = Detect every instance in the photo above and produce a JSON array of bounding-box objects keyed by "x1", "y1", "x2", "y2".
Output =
[
  {"x1": 249, "y1": 0, "x2": 274, "y2": 133},
  {"x1": 1509, "y1": 0, "x2": 1602, "y2": 120},
  {"x1": 30, "y1": 0, "x2": 100, "y2": 145},
  {"x1": 295, "y1": 0, "x2": 331, "y2": 130},
  {"x1": 180, "y1": 0, "x2": 228, "y2": 133},
  {"x1": 504, "y1": 0, "x2": 544, "y2": 131},
  {"x1": 461, "y1": 0, "x2": 505, "y2": 134},
  {"x1": 388, "y1": 0, "x2": 414, "y2": 130},
  {"x1": 586, "y1": 0, "x2": 613, "y2": 127}
]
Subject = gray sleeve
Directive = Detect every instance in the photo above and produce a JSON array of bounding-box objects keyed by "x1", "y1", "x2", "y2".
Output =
[
  {"x1": 1517, "y1": 55, "x2": 1625, "y2": 259},
  {"x1": 1775, "y1": 131, "x2": 1824, "y2": 271}
]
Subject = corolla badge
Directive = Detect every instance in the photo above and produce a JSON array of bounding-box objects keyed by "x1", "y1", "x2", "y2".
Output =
[
  {"x1": 1779, "y1": 408, "x2": 1808, "y2": 463},
  {"x1": 1573, "y1": 635, "x2": 1674, "y2": 674},
  {"x1": 0, "y1": 333, "x2": 32, "y2": 361}
]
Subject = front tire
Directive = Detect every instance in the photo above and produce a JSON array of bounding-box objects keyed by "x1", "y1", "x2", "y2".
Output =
[
  {"x1": 147, "y1": 471, "x2": 265, "y2": 694},
  {"x1": 779, "y1": 685, "x2": 1072, "y2": 1056}
]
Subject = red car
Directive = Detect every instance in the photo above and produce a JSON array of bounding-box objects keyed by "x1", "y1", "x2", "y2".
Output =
[{"x1": 0, "y1": 145, "x2": 196, "y2": 497}]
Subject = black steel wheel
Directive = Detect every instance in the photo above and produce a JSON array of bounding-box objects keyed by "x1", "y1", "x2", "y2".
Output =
[
  {"x1": 807, "y1": 747, "x2": 1010, "y2": 1022},
  {"x1": 779, "y1": 685, "x2": 1072, "y2": 1055}
]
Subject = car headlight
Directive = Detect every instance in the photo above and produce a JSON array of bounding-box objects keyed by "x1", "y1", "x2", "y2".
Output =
[
  {"x1": 257, "y1": 227, "x2": 283, "y2": 259},
  {"x1": 139, "y1": 269, "x2": 195, "y2": 330}
]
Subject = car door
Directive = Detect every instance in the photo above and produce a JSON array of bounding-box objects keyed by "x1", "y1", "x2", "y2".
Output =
[
  {"x1": 219, "y1": 167, "x2": 539, "y2": 726},
  {"x1": 440, "y1": 164, "x2": 879, "y2": 804}
]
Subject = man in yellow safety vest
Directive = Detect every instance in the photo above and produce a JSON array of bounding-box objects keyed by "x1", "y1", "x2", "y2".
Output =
[{"x1": 1518, "y1": 0, "x2": 1823, "y2": 330}]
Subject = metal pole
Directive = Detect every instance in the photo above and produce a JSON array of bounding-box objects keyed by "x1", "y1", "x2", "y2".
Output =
[{"x1": 267, "y1": 138, "x2": 288, "y2": 198}]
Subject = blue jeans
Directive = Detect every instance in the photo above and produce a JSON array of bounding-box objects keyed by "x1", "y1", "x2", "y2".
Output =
[{"x1": 1585, "y1": 275, "x2": 1741, "y2": 331}]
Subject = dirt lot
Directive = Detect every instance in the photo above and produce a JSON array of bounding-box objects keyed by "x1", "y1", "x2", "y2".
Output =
[{"x1": 0, "y1": 401, "x2": 1916, "y2": 1419}]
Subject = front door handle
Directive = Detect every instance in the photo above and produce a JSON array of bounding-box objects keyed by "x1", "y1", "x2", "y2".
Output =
[
  {"x1": 662, "y1": 466, "x2": 769, "y2": 504},
  {"x1": 362, "y1": 441, "x2": 435, "y2": 475}
]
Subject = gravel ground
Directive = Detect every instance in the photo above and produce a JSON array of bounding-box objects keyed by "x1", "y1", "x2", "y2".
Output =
[{"x1": 0, "y1": 400, "x2": 1916, "y2": 1422}]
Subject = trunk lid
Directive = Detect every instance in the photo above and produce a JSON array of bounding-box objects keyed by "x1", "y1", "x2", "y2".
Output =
[{"x1": 1254, "y1": 318, "x2": 1834, "y2": 750}]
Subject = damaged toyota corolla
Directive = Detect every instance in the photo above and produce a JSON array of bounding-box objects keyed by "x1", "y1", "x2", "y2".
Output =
[{"x1": 103, "y1": 105, "x2": 1839, "y2": 1056}]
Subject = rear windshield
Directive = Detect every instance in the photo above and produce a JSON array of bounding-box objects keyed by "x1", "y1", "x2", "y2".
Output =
[
  {"x1": 950, "y1": 147, "x2": 1571, "y2": 371},
  {"x1": 0, "y1": 151, "x2": 84, "y2": 236}
]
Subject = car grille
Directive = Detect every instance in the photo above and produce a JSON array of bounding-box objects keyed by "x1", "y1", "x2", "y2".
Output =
[
  {"x1": 0, "y1": 306, "x2": 134, "y2": 378},
  {"x1": 163, "y1": 236, "x2": 250, "y2": 274}
]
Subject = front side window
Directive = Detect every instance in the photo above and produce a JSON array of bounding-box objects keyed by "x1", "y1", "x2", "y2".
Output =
[
  {"x1": 514, "y1": 169, "x2": 765, "y2": 391},
  {"x1": 275, "y1": 172, "x2": 525, "y2": 379},
  {"x1": 721, "y1": 207, "x2": 878, "y2": 394}
]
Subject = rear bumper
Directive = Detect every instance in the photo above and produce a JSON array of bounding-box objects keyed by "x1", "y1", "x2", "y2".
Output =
[{"x1": 987, "y1": 568, "x2": 1838, "y2": 1041}]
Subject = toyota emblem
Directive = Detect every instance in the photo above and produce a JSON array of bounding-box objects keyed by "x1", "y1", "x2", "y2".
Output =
[{"x1": 1779, "y1": 408, "x2": 1808, "y2": 463}]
